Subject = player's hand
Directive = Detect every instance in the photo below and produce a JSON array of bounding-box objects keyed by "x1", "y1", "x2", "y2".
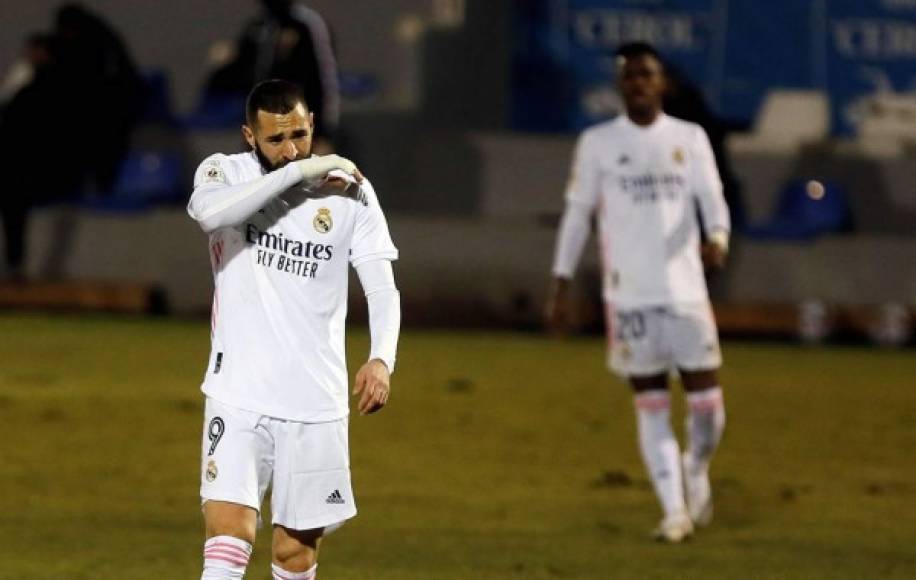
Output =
[
  {"x1": 295, "y1": 154, "x2": 361, "y2": 184},
  {"x1": 544, "y1": 277, "x2": 573, "y2": 336},
  {"x1": 701, "y1": 242, "x2": 727, "y2": 271},
  {"x1": 322, "y1": 169, "x2": 365, "y2": 193},
  {"x1": 353, "y1": 359, "x2": 390, "y2": 415}
]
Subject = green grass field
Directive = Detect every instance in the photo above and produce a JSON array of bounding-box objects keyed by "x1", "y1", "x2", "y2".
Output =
[{"x1": 0, "y1": 313, "x2": 914, "y2": 579}]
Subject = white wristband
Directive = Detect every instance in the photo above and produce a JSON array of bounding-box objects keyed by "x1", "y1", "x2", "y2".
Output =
[{"x1": 708, "y1": 229, "x2": 729, "y2": 253}]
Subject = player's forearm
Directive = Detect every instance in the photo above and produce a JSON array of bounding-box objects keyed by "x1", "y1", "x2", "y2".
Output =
[
  {"x1": 356, "y1": 260, "x2": 400, "y2": 372},
  {"x1": 697, "y1": 187, "x2": 730, "y2": 240},
  {"x1": 692, "y1": 128, "x2": 731, "y2": 243},
  {"x1": 551, "y1": 201, "x2": 592, "y2": 279},
  {"x1": 188, "y1": 163, "x2": 302, "y2": 233}
]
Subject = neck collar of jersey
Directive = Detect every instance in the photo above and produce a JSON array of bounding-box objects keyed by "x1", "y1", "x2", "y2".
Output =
[{"x1": 623, "y1": 111, "x2": 667, "y2": 132}]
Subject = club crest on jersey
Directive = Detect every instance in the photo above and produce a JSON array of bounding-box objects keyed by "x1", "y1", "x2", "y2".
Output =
[
  {"x1": 313, "y1": 208, "x2": 333, "y2": 233},
  {"x1": 206, "y1": 460, "x2": 218, "y2": 482},
  {"x1": 673, "y1": 148, "x2": 685, "y2": 165}
]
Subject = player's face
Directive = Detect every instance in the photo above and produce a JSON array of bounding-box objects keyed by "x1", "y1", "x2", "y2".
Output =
[
  {"x1": 243, "y1": 103, "x2": 314, "y2": 171},
  {"x1": 618, "y1": 54, "x2": 666, "y2": 118}
]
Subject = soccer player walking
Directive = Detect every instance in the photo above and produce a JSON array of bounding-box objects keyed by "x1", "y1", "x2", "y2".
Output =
[
  {"x1": 188, "y1": 80, "x2": 400, "y2": 578},
  {"x1": 546, "y1": 43, "x2": 729, "y2": 543}
]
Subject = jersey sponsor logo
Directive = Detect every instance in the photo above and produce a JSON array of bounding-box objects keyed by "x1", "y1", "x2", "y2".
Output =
[
  {"x1": 325, "y1": 489, "x2": 345, "y2": 504},
  {"x1": 245, "y1": 224, "x2": 334, "y2": 260},
  {"x1": 619, "y1": 173, "x2": 685, "y2": 204},
  {"x1": 313, "y1": 207, "x2": 333, "y2": 233},
  {"x1": 246, "y1": 223, "x2": 334, "y2": 279},
  {"x1": 202, "y1": 161, "x2": 226, "y2": 184}
]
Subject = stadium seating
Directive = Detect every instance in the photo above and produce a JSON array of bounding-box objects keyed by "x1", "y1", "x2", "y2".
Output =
[
  {"x1": 850, "y1": 92, "x2": 916, "y2": 158},
  {"x1": 727, "y1": 90, "x2": 830, "y2": 154},
  {"x1": 745, "y1": 179, "x2": 851, "y2": 240},
  {"x1": 84, "y1": 151, "x2": 184, "y2": 212},
  {"x1": 183, "y1": 91, "x2": 246, "y2": 129},
  {"x1": 137, "y1": 69, "x2": 179, "y2": 127}
]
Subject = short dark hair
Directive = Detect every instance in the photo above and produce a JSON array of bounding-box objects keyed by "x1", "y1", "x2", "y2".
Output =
[
  {"x1": 245, "y1": 79, "x2": 307, "y2": 126},
  {"x1": 614, "y1": 42, "x2": 664, "y2": 67}
]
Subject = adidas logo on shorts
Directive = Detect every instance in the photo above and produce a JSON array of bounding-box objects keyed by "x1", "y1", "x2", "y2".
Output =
[{"x1": 326, "y1": 489, "x2": 345, "y2": 504}]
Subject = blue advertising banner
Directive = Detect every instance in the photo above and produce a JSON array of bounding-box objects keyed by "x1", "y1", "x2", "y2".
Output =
[
  {"x1": 824, "y1": 0, "x2": 916, "y2": 134},
  {"x1": 512, "y1": 0, "x2": 723, "y2": 131},
  {"x1": 716, "y1": 0, "x2": 817, "y2": 122},
  {"x1": 512, "y1": 0, "x2": 916, "y2": 135}
]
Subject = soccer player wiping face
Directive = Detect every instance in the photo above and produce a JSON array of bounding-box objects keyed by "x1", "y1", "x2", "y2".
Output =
[{"x1": 242, "y1": 102, "x2": 314, "y2": 172}]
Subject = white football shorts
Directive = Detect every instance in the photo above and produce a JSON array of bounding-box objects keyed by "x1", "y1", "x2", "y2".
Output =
[
  {"x1": 200, "y1": 397, "x2": 356, "y2": 531},
  {"x1": 605, "y1": 301, "x2": 722, "y2": 377}
]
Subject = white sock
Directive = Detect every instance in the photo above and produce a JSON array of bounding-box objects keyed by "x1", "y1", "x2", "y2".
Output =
[
  {"x1": 685, "y1": 386, "x2": 726, "y2": 472},
  {"x1": 202, "y1": 535, "x2": 252, "y2": 579},
  {"x1": 272, "y1": 563, "x2": 317, "y2": 579},
  {"x1": 634, "y1": 390, "x2": 686, "y2": 517}
]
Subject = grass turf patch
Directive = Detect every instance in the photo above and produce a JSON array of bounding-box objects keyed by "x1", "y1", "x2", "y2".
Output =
[{"x1": 0, "y1": 314, "x2": 914, "y2": 579}]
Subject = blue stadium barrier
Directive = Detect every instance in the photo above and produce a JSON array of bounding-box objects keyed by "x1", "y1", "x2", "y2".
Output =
[
  {"x1": 183, "y1": 92, "x2": 246, "y2": 129},
  {"x1": 339, "y1": 72, "x2": 380, "y2": 99},
  {"x1": 745, "y1": 179, "x2": 852, "y2": 241},
  {"x1": 84, "y1": 151, "x2": 184, "y2": 212},
  {"x1": 137, "y1": 70, "x2": 178, "y2": 126}
]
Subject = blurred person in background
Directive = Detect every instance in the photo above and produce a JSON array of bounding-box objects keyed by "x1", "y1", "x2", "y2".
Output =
[
  {"x1": 187, "y1": 80, "x2": 399, "y2": 580},
  {"x1": 545, "y1": 43, "x2": 730, "y2": 543},
  {"x1": 0, "y1": 3, "x2": 140, "y2": 280},
  {"x1": 54, "y1": 3, "x2": 142, "y2": 194},
  {"x1": 205, "y1": 0, "x2": 339, "y2": 153},
  {"x1": 0, "y1": 33, "x2": 57, "y2": 280},
  {"x1": 664, "y1": 66, "x2": 745, "y2": 233},
  {"x1": 0, "y1": 33, "x2": 56, "y2": 106}
]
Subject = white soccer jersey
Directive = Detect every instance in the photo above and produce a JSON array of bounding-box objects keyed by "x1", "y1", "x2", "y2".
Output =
[
  {"x1": 189, "y1": 151, "x2": 398, "y2": 422},
  {"x1": 559, "y1": 114, "x2": 729, "y2": 306}
]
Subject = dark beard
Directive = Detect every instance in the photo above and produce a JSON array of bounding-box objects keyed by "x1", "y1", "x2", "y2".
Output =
[
  {"x1": 254, "y1": 144, "x2": 282, "y2": 173},
  {"x1": 253, "y1": 143, "x2": 309, "y2": 174}
]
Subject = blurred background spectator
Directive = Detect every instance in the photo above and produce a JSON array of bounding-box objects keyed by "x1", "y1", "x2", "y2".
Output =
[
  {"x1": 0, "y1": 3, "x2": 141, "y2": 280},
  {"x1": 201, "y1": 0, "x2": 339, "y2": 152}
]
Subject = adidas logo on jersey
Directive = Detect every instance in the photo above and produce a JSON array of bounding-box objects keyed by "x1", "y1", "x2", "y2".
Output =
[{"x1": 326, "y1": 490, "x2": 345, "y2": 504}]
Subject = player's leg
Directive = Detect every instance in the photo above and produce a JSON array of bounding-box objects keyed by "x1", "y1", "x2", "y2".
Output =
[
  {"x1": 271, "y1": 526, "x2": 322, "y2": 579},
  {"x1": 672, "y1": 303, "x2": 726, "y2": 527},
  {"x1": 612, "y1": 307, "x2": 690, "y2": 542},
  {"x1": 269, "y1": 417, "x2": 357, "y2": 577},
  {"x1": 200, "y1": 398, "x2": 274, "y2": 579},
  {"x1": 679, "y1": 368, "x2": 725, "y2": 526},
  {"x1": 632, "y1": 374, "x2": 692, "y2": 542},
  {"x1": 202, "y1": 502, "x2": 257, "y2": 579},
  {"x1": 0, "y1": 198, "x2": 27, "y2": 278}
]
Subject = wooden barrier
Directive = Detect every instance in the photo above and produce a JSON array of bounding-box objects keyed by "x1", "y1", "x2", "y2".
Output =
[{"x1": 0, "y1": 281, "x2": 165, "y2": 314}]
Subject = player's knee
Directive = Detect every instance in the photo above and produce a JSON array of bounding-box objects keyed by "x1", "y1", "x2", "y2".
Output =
[
  {"x1": 273, "y1": 526, "x2": 322, "y2": 571},
  {"x1": 630, "y1": 373, "x2": 668, "y2": 392},
  {"x1": 680, "y1": 369, "x2": 719, "y2": 391},
  {"x1": 203, "y1": 500, "x2": 257, "y2": 544}
]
